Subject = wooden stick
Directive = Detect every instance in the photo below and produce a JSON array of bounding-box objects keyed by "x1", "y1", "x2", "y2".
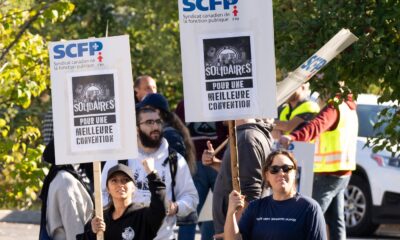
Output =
[
  {"x1": 213, "y1": 138, "x2": 229, "y2": 156},
  {"x1": 93, "y1": 161, "x2": 104, "y2": 240},
  {"x1": 228, "y1": 120, "x2": 240, "y2": 192}
]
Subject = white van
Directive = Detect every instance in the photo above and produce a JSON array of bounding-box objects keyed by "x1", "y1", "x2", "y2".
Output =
[{"x1": 345, "y1": 94, "x2": 400, "y2": 236}]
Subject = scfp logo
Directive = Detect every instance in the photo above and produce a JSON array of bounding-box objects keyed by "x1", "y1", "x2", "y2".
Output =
[
  {"x1": 301, "y1": 55, "x2": 327, "y2": 73},
  {"x1": 183, "y1": 0, "x2": 238, "y2": 12},
  {"x1": 53, "y1": 41, "x2": 103, "y2": 59}
]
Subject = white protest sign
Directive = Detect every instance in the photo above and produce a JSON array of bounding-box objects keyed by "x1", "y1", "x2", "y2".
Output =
[
  {"x1": 178, "y1": 0, "x2": 277, "y2": 122},
  {"x1": 291, "y1": 141, "x2": 315, "y2": 198},
  {"x1": 276, "y1": 29, "x2": 358, "y2": 106},
  {"x1": 198, "y1": 190, "x2": 213, "y2": 222},
  {"x1": 49, "y1": 35, "x2": 137, "y2": 165}
]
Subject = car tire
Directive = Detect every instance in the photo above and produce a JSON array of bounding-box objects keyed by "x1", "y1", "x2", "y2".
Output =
[{"x1": 345, "y1": 174, "x2": 379, "y2": 236}]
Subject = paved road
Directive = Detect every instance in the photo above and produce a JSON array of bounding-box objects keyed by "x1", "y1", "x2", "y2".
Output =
[
  {"x1": 0, "y1": 222, "x2": 399, "y2": 240},
  {"x1": 0, "y1": 222, "x2": 203, "y2": 240}
]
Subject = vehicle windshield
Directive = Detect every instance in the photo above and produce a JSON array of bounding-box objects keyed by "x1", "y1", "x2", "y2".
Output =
[{"x1": 357, "y1": 104, "x2": 387, "y2": 138}]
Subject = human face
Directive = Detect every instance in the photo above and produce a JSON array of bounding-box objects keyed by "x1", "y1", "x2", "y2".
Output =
[
  {"x1": 265, "y1": 154, "x2": 296, "y2": 196},
  {"x1": 107, "y1": 172, "x2": 134, "y2": 201},
  {"x1": 137, "y1": 111, "x2": 163, "y2": 148},
  {"x1": 135, "y1": 77, "x2": 157, "y2": 101}
]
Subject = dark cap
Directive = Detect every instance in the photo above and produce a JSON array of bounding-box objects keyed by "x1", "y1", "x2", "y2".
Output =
[
  {"x1": 106, "y1": 164, "x2": 134, "y2": 183},
  {"x1": 136, "y1": 93, "x2": 169, "y2": 113}
]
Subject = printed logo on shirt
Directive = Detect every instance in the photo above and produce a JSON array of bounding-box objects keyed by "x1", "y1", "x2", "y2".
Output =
[
  {"x1": 122, "y1": 227, "x2": 135, "y2": 240},
  {"x1": 133, "y1": 163, "x2": 168, "y2": 205},
  {"x1": 256, "y1": 217, "x2": 296, "y2": 222}
]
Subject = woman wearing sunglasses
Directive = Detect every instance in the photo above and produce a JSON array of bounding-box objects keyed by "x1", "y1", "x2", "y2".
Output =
[{"x1": 224, "y1": 150, "x2": 327, "y2": 240}]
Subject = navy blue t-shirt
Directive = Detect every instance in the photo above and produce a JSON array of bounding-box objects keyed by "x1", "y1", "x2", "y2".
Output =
[{"x1": 238, "y1": 194, "x2": 327, "y2": 240}]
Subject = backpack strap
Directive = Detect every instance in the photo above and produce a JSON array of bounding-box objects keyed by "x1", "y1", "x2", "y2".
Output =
[{"x1": 162, "y1": 147, "x2": 178, "y2": 202}]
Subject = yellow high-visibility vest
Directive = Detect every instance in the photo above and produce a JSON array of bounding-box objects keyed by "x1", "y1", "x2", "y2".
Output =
[
  {"x1": 279, "y1": 101, "x2": 320, "y2": 135},
  {"x1": 314, "y1": 101, "x2": 358, "y2": 172}
]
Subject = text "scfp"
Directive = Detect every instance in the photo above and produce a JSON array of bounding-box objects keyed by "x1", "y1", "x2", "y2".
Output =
[
  {"x1": 301, "y1": 55, "x2": 327, "y2": 73},
  {"x1": 183, "y1": 0, "x2": 238, "y2": 12}
]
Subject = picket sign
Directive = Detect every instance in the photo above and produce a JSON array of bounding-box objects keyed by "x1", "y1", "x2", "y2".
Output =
[
  {"x1": 276, "y1": 28, "x2": 358, "y2": 106},
  {"x1": 48, "y1": 35, "x2": 137, "y2": 240}
]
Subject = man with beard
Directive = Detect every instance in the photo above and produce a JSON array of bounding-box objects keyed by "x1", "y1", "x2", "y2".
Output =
[{"x1": 101, "y1": 108, "x2": 198, "y2": 240}]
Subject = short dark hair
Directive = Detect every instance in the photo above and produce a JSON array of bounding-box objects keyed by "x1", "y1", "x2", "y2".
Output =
[{"x1": 136, "y1": 107, "x2": 158, "y2": 126}]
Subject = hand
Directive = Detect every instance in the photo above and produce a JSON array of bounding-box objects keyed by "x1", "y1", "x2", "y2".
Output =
[
  {"x1": 279, "y1": 135, "x2": 292, "y2": 149},
  {"x1": 227, "y1": 190, "x2": 245, "y2": 215},
  {"x1": 142, "y1": 158, "x2": 155, "y2": 175},
  {"x1": 201, "y1": 140, "x2": 215, "y2": 166},
  {"x1": 213, "y1": 233, "x2": 224, "y2": 239},
  {"x1": 91, "y1": 216, "x2": 106, "y2": 233},
  {"x1": 166, "y1": 201, "x2": 179, "y2": 216}
]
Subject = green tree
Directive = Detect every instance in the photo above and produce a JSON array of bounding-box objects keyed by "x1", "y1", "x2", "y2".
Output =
[
  {"x1": 273, "y1": 0, "x2": 399, "y2": 156},
  {"x1": 0, "y1": 0, "x2": 74, "y2": 208},
  {"x1": 50, "y1": 0, "x2": 183, "y2": 106}
]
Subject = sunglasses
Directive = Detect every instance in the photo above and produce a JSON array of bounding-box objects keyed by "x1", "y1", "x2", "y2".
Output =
[{"x1": 269, "y1": 164, "x2": 295, "y2": 174}]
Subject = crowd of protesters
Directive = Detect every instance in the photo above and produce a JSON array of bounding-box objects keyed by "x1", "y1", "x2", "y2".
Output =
[{"x1": 39, "y1": 75, "x2": 357, "y2": 240}]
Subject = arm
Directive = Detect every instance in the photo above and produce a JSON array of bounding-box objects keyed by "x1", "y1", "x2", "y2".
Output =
[
  {"x1": 290, "y1": 104, "x2": 338, "y2": 142},
  {"x1": 173, "y1": 154, "x2": 199, "y2": 217},
  {"x1": 274, "y1": 116, "x2": 306, "y2": 132},
  {"x1": 139, "y1": 158, "x2": 167, "y2": 232},
  {"x1": 224, "y1": 190, "x2": 245, "y2": 240},
  {"x1": 145, "y1": 172, "x2": 167, "y2": 227},
  {"x1": 142, "y1": 158, "x2": 167, "y2": 217}
]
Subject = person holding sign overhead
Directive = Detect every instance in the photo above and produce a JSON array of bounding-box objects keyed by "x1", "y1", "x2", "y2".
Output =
[
  {"x1": 224, "y1": 150, "x2": 327, "y2": 240},
  {"x1": 86, "y1": 161, "x2": 166, "y2": 240}
]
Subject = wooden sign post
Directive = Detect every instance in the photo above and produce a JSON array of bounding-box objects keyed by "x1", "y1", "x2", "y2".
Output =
[
  {"x1": 228, "y1": 120, "x2": 240, "y2": 192},
  {"x1": 93, "y1": 161, "x2": 104, "y2": 240}
]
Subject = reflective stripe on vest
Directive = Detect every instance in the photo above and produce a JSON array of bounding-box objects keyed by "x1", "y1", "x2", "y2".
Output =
[{"x1": 314, "y1": 102, "x2": 358, "y2": 172}]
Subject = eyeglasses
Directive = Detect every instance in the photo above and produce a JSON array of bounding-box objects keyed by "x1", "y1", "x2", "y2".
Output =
[
  {"x1": 139, "y1": 119, "x2": 164, "y2": 127},
  {"x1": 269, "y1": 164, "x2": 295, "y2": 174}
]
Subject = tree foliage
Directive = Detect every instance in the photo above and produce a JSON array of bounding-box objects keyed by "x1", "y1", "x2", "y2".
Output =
[
  {"x1": 0, "y1": 0, "x2": 74, "y2": 208},
  {"x1": 273, "y1": 0, "x2": 399, "y2": 156},
  {"x1": 1, "y1": 0, "x2": 399, "y2": 209},
  {"x1": 50, "y1": 0, "x2": 183, "y2": 106}
]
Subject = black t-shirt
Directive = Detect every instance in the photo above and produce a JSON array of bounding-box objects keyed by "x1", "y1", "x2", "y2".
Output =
[
  {"x1": 239, "y1": 194, "x2": 327, "y2": 240},
  {"x1": 84, "y1": 173, "x2": 166, "y2": 240}
]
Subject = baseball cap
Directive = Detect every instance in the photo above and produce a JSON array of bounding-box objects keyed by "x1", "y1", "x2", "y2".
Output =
[
  {"x1": 106, "y1": 164, "x2": 134, "y2": 183},
  {"x1": 136, "y1": 93, "x2": 169, "y2": 113}
]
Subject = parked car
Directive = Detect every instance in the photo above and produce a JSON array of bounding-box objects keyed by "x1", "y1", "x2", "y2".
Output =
[{"x1": 345, "y1": 94, "x2": 400, "y2": 236}]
